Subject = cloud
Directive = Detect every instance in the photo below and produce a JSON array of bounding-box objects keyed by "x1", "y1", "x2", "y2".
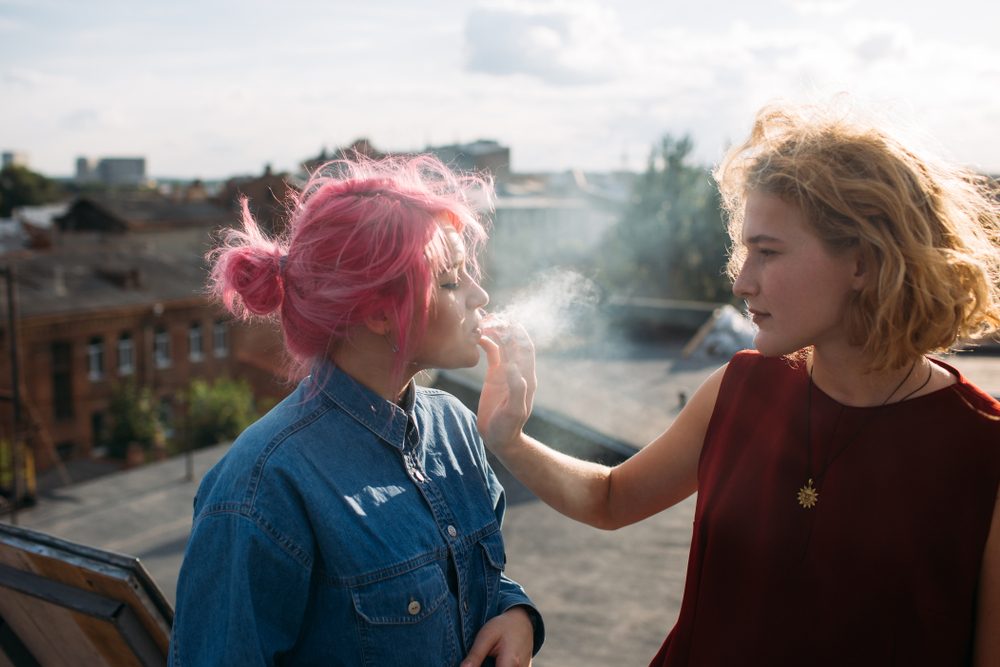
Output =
[
  {"x1": 0, "y1": 16, "x2": 22, "y2": 32},
  {"x1": 1, "y1": 68, "x2": 37, "y2": 90},
  {"x1": 783, "y1": 0, "x2": 858, "y2": 16},
  {"x1": 463, "y1": 1, "x2": 630, "y2": 85},
  {"x1": 60, "y1": 108, "x2": 108, "y2": 132},
  {"x1": 849, "y1": 22, "x2": 913, "y2": 63}
]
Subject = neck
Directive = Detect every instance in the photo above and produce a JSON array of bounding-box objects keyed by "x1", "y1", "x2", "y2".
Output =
[
  {"x1": 808, "y1": 346, "x2": 925, "y2": 407},
  {"x1": 331, "y1": 334, "x2": 414, "y2": 403}
]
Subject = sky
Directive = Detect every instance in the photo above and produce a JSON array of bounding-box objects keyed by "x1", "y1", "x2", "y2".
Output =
[{"x1": 2, "y1": 0, "x2": 1000, "y2": 180}]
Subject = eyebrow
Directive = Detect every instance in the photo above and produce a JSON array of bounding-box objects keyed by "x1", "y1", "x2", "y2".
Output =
[
  {"x1": 442, "y1": 254, "x2": 465, "y2": 272},
  {"x1": 744, "y1": 234, "x2": 783, "y2": 245}
]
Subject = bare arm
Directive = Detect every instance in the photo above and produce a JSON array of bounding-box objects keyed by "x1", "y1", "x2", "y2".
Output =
[
  {"x1": 974, "y1": 488, "x2": 1000, "y2": 666},
  {"x1": 476, "y1": 332, "x2": 725, "y2": 530}
]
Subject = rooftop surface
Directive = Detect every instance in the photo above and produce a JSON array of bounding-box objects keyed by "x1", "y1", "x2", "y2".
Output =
[
  {"x1": 7, "y1": 228, "x2": 214, "y2": 318},
  {"x1": 8, "y1": 339, "x2": 1000, "y2": 666}
]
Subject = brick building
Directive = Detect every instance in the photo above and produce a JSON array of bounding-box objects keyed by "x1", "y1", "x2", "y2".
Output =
[
  {"x1": 217, "y1": 165, "x2": 295, "y2": 236},
  {"x1": 0, "y1": 192, "x2": 288, "y2": 472}
]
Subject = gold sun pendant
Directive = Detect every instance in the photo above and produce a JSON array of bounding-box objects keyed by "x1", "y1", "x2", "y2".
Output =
[{"x1": 797, "y1": 478, "x2": 819, "y2": 509}]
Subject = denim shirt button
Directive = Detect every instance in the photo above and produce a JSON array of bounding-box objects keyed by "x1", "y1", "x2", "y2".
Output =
[
  {"x1": 447, "y1": 525, "x2": 458, "y2": 538},
  {"x1": 407, "y1": 600, "x2": 421, "y2": 615}
]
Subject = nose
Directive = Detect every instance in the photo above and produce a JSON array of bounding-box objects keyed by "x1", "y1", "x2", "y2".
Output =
[
  {"x1": 468, "y1": 278, "x2": 489, "y2": 311},
  {"x1": 731, "y1": 256, "x2": 756, "y2": 299}
]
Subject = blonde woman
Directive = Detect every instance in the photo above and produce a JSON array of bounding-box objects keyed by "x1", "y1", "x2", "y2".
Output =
[{"x1": 478, "y1": 103, "x2": 1000, "y2": 666}]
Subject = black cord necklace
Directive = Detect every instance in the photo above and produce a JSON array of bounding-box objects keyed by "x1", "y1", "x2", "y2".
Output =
[{"x1": 797, "y1": 359, "x2": 931, "y2": 509}]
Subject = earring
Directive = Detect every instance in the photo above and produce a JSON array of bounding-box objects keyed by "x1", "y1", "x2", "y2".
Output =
[{"x1": 385, "y1": 333, "x2": 399, "y2": 353}]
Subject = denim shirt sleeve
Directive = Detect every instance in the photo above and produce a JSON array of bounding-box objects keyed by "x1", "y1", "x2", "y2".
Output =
[
  {"x1": 169, "y1": 508, "x2": 312, "y2": 667},
  {"x1": 481, "y1": 436, "x2": 547, "y2": 656}
]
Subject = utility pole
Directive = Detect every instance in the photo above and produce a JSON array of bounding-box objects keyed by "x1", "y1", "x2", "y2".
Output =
[{"x1": 1, "y1": 265, "x2": 22, "y2": 525}]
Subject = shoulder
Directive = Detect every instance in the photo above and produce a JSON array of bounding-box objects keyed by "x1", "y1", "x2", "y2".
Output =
[
  {"x1": 726, "y1": 348, "x2": 801, "y2": 373},
  {"x1": 415, "y1": 385, "x2": 477, "y2": 424},
  {"x1": 707, "y1": 350, "x2": 806, "y2": 425},
  {"x1": 932, "y1": 358, "x2": 1000, "y2": 424},
  {"x1": 191, "y1": 394, "x2": 333, "y2": 565},
  {"x1": 948, "y1": 381, "x2": 1000, "y2": 435},
  {"x1": 195, "y1": 385, "x2": 336, "y2": 511},
  {"x1": 413, "y1": 384, "x2": 488, "y2": 462},
  {"x1": 416, "y1": 384, "x2": 472, "y2": 408},
  {"x1": 719, "y1": 349, "x2": 802, "y2": 390}
]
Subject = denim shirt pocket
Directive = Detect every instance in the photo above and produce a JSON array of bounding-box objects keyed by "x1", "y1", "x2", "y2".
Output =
[
  {"x1": 351, "y1": 561, "x2": 459, "y2": 666},
  {"x1": 477, "y1": 530, "x2": 507, "y2": 619}
]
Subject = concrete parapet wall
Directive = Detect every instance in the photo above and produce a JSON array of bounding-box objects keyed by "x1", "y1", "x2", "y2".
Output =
[{"x1": 433, "y1": 370, "x2": 635, "y2": 465}]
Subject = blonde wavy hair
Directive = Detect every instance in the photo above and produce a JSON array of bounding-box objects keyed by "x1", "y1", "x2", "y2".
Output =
[{"x1": 715, "y1": 102, "x2": 1000, "y2": 371}]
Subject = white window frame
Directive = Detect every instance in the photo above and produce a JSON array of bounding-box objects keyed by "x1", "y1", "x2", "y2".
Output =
[
  {"x1": 154, "y1": 328, "x2": 172, "y2": 369},
  {"x1": 87, "y1": 337, "x2": 104, "y2": 381},
  {"x1": 117, "y1": 333, "x2": 134, "y2": 376},
  {"x1": 213, "y1": 320, "x2": 228, "y2": 358},
  {"x1": 188, "y1": 322, "x2": 204, "y2": 362}
]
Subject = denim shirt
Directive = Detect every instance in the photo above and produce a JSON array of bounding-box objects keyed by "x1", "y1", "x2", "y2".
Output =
[{"x1": 169, "y1": 365, "x2": 543, "y2": 666}]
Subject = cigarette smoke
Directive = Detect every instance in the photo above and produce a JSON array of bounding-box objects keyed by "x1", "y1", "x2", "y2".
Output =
[{"x1": 488, "y1": 269, "x2": 601, "y2": 349}]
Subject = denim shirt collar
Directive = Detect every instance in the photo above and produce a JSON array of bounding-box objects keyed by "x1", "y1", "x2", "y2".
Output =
[{"x1": 310, "y1": 362, "x2": 415, "y2": 451}]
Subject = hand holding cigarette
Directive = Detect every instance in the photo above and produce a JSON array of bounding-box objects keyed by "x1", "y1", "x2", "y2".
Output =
[{"x1": 476, "y1": 312, "x2": 537, "y2": 452}]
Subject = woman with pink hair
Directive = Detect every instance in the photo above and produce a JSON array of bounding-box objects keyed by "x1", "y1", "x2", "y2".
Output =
[{"x1": 170, "y1": 155, "x2": 542, "y2": 666}]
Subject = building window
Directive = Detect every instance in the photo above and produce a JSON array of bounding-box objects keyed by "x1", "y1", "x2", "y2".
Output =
[
  {"x1": 154, "y1": 327, "x2": 171, "y2": 369},
  {"x1": 51, "y1": 341, "x2": 74, "y2": 420},
  {"x1": 213, "y1": 320, "x2": 228, "y2": 358},
  {"x1": 87, "y1": 336, "x2": 104, "y2": 381},
  {"x1": 117, "y1": 332, "x2": 134, "y2": 376},
  {"x1": 188, "y1": 322, "x2": 204, "y2": 362}
]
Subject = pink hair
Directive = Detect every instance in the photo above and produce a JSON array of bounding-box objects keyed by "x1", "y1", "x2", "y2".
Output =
[{"x1": 209, "y1": 154, "x2": 492, "y2": 383}]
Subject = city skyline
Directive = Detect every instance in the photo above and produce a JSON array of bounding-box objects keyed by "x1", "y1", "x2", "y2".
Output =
[{"x1": 3, "y1": 0, "x2": 1000, "y2": 179}]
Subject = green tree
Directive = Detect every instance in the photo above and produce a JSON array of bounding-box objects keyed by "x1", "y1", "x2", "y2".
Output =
[
  {"x1": 599, "y1": 135, "x2": 731, "y2": 302},
  {"x1": 0, "y1": 165, "x2": 64, "y2": 217},
  {"x1": 106, "y1": 382, "x2": 162, "y2": 459},
  {"x1": 183, "y1": 377, "x2": 257, "y2": 450}
]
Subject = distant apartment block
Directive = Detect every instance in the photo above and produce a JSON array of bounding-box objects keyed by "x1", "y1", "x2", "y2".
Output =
[
  {"x1": 303, "y1": 138, "x2": 512, "y2": 181},
  {"x1": 428, "y1": 140, "x2": 510, "y2": 179},
  {"x1": 75, "y1": 156, "x2": 147, "y2": 187},
  {"x1": 2, "y1": 151, "x2": 28, "y2": 169}
]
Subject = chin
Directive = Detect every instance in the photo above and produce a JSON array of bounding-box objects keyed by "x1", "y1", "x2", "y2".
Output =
[
  {"x1": 458, "y1": 348, "x2": 481, "y2": 368},
  {"x1": 751, "y1": 334, "x2": 798, "y2": 359},
  {"x1": 437, "y1": 348, "x2": 481, "y2": 370}
]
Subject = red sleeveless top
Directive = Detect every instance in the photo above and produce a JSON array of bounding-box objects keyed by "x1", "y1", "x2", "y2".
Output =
[{"x1": 651, "y1": 351, "x2": 1000, "y2": 666}]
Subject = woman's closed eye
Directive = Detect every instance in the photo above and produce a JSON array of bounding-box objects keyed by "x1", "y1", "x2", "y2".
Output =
[{"x1": 440, "y1": 270, "x2": 461, "y2": 290}]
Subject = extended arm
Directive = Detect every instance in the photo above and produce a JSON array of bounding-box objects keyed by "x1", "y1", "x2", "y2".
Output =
[
  {"x1": 974, "y1": 488, "x2": 1000, "y2": 666},
  {"x1": 476, "y1": 332, "x2": 724, "y2": 530}
]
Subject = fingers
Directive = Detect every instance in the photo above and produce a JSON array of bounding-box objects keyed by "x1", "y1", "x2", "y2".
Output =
[
  {"x1": 480, "y1": 319, "x2": 537, "y2": 415},
  {"x1": 460, "y1": 628, "x2": 499, "y2": 667},
  {"x1": 506, "y1": 363, "x2": 529, "y2": 415},
  {"x1": 478, "y1": 334, "x2": 503, "y2": 368},
  {"x1": 505, "y1": 323, "x2": 537, "y2": 409}
]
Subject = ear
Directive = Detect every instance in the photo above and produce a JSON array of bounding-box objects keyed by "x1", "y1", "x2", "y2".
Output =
[
  {"x1": 363, "y1": 311, "x2": 392, "y2": 336},
  {"x1": 849, "y1": 249, "x2": 868, "y2": 291}
]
